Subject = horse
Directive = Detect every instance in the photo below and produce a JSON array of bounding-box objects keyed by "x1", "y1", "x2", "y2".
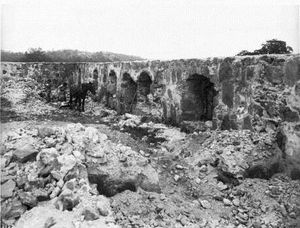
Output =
[{"x1": 69, "y1": 82, "x2": 96, "y2": 112}]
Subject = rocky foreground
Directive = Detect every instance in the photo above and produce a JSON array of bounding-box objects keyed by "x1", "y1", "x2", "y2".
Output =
[{"x1": 1, "y1": 115, "x2": 300, "y2": 227}]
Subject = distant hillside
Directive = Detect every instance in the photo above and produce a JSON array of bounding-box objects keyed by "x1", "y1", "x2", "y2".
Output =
[{"x1": 1, "y1": 48, "x2": 145, "y2": 62}]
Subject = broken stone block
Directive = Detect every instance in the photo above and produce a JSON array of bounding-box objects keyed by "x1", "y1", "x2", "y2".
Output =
[
  {"x1": 37, "y1": 148, "x2": 59, "y2": 167},
  {"x1": 84, "y1": 127, "x2": 100, "y2": 143},
  {"x1": 38, "y1": 127, "x2": 56, "y2": 138},
  {"x1": 1, "y1": 151, "x2": 13, "y2": 169},
  {"x1": 199, "y1": 165, "x2": 208, "y2": 172},
  {"x1": 50, "y1": 186, "x2": 61, "y2": 199},
  {"x1": 64, "y1": 179, "x2": 76, "y2": 191},
  {"x1": 32, "y1": 188, "x2": 49, "y2": 202},
  {"x1": 96, "y1": 200, "x2": 109, "y2": 216},
  {"x1": 18, "y1": 192, "x2": 37, "y2": 208},
  {"x1": 223, "y1": 198, "x2": 232, "y2": 206},
  {"x1": 44, "y1": 137, "x2": 57, "y2": 148},
  {"x1": 174, "y1": 175, "x2": 180, "y2": 182},
  {"x1": 82, "y1": 207, "x2": 100, "y2": 221},
  {"x1": 72, "y1": 150, "x2": 82, "y2": 159},
  {"x1": 13, "y1": 143, "x2": 38, "y2": 163},
  {"x1": 55, "y1": 188, "x2": 80, "y2": 211},
  {"x1": 1, "y1": 179, "x2": 16, "y2": 198},
  {"x1": 64, "y1": 163, "x2": 88, "y2": 182},
  {"x1": 2, "y1": 199, "x2": 26, "y2": 220},
  {"x1": 200, "y1": 200, "x2": 211, "y2": 209},
  {"x1": 57, "y1": 154, "x2": 77, "y2": 177}
]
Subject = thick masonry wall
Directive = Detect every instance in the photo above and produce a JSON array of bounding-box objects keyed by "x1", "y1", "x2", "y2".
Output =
[{"x1": 2, "y1": 55, "x2": 300, "y2": 128}]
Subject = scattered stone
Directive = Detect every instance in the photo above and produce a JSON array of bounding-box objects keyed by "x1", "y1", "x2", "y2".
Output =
[
  {"x1": 199, "y1": 165, "x2": 208, "y2": 172},
  {"x1": 232, "y1": 198, "x2": 240, "y2": 207},
  {"x1": 64, "y1": 179, "x2": 76, "y2": 190},
  {"x1": 57, "y1": 179, "x2": 64, "y2": 188},
  {"x1": 13, "y1": 143, "x2": 38, "y2": 163},
  {"x1": 1, "y1": 179, "x2": 16, "y2": 198},
  {"x1": 3, "y1": 199, "x2": 26, "y2": 219},
  {"x1": 37, "y1": 148, "x2": 59, "y2": 166},
  {"x1": 72, "y1": 150, "x2": 82, "y2": 159},
  {"x1": 176, "y1": 165, "x2": 184, "y2": 170},
  {"x1": 38, "y1": 127, "x2": 56, "y2": 138},
  {"x1": 1, "y1": 175, "x2": 15, "y2": 184},
  {"x1": 289, "y1": 212, "x2": 296, "y2": 219},
  {"x1": 50, "y1": 187, "x2": 61, "y2": 199},
  {"x1": 1, "y1": 152, "x2": 12, "y2": 169},
  {"x1": 19, "y1": 192, "x2": 37, "y2": 208},
  {"x1": 217, "y1": 182, "x2": 228, "y2": 191},
  {"x1": 33, "y1": 188, "x2": 49, "y2": 201},
  {"x1": 200, "y1": 200, "x2": 211, "y2": 209},
  {"x1": 96, "y1": 200, "x2": 109, "y2": 216},
  {"x1": 119, "y1": 155, "x2": 127, "y2": 162},
  {"x1": 82, "y1": 207, "x2": 99, "y2": 221},
  {"x1": 223, "y1": 198, "x2": 232, "y2": 206},
  {"x1": 44, "y1": 137, "x2": 57, "y2": 148},
  {"x1": 174, "y1": 175, "x2": 180, "y2": 182}
]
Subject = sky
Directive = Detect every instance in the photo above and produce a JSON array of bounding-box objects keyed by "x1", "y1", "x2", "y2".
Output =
[{"x1": 1, "y1": 0, "x2": 299, "y2": 60}]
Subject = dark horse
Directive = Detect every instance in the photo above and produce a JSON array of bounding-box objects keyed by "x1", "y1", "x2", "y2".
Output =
[{"x1": 69, "y1": 82, "x2": 96, "y2": 112}]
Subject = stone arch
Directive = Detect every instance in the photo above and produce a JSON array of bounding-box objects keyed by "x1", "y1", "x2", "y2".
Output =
[
  {"x1": 118, "y1": 72, "x2": 138, "y2": 114},
  {"x1": 108, "y1": 70, "x2": 117, "y2": 83},
  {"x1": 137, "y1": 71, "x2": 152, "y2": 102},
  {"x1": 93, "y1": 68, "x2": 99, "y2": 88},
  {"x1": 106, "y1": 70, "x2": 118, "y2": 109},
  {"x1": 181, "y1": 74, "x2": 217, "y2": 121},
  {"x1": 93, "y1": 68, "x2": 99, "y2": 80}
]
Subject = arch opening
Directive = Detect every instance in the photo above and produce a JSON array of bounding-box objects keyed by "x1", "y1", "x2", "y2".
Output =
[
  {"x1": 106, "y1": 70, "x2": 117, "y2": 109},
  {"x1": 181, "y1": 74, "x2": 216, "y2": 121},
  {"x1": 93, "y1": 69, "x2": 98, "y2": 80},
  {"x1": 118, "y1": 73, "x2": 137, "y2": 114},
  {"x1": 137, "y1": 71, "x2": 152, "y2": 102},
  {"x1": 93, "y1": 69, "x2": 99, "y2": 88}
]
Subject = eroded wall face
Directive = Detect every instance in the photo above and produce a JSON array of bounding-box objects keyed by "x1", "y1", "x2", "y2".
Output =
[{"x1": 1, "y1": 55, "x2": 300, "y2": 130}]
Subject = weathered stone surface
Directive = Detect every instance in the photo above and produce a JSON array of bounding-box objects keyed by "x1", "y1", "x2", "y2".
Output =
[
  {"x1": 37, "y1": 127, "x2": 56, "y2": 138},
  {"x1": 37, "y1": 148, "x2": 59, "y2": 166},
  {"x1": 2, "y1": 199, "x2": 26, "y2": 220},
  {"x1": 2, "y1": 55, "x2": 299, "y2": 130},
  {"x1": 12, "y1": 138, "x2": 38, "y2": 163},
  {"x1": 1, "y1": 179, "x2": 16, "y2": 198},
  {"x1": 19, "y1": 192, "x2": 38, "y2": 208}
]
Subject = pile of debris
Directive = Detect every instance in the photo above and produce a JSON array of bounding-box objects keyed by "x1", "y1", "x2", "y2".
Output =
[
  {"x1": 1, "y1": 75, "x2": 56, "y2": 118},
  {"x1": 1, "y1": 123, "x2": 160, "y2": 227}
]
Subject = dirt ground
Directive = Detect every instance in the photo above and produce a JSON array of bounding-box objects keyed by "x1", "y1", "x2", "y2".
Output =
[{"x1": 1, "y1": 75, "x2": 300, "y2": 228}]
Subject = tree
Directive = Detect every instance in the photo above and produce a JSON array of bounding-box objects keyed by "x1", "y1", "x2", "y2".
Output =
[
  {"x1": 22, "y1": 48, "x2": 52, "y2": 62},
  {"x1": 237, "y1": 39, "x2": 293, "y2": 56},
  {"x1": 236, "y1": 50, "x2": 253, "y2": 56},
  {"x1": 1, "y1": 48, "x2": 144, "y2": 62}
]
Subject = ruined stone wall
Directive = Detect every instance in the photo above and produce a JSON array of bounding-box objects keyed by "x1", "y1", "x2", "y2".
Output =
[{"x1": 2, "y1": 55, "x2": 299, "y2": 128}]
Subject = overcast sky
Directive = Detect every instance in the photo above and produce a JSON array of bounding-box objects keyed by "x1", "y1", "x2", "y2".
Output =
[{"x1": 1, "y1": 0, "x2": 299, "y2": 60}]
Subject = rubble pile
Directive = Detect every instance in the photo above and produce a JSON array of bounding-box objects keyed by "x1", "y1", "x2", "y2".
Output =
[
  {"x1": 0, "y1": 123, "x2": 161, "y2": 227},
  {"x1": 1, "y1": 75, "x2": 56, "y2": 117},
  {"x1": 1, "y1": 117, "x2": 300, "y2": 227}
]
